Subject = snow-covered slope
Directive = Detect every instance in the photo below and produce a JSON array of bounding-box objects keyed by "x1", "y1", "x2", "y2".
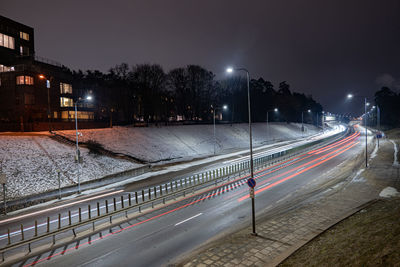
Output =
[
  {"x1": 0, "y1": 122, "x2": 321, "y2": 200},
  {"x1": 0, "y1": 136, "x2": 140, "y2": 199},
  {"x1": 58, "y1": 122, "x2": 320, "y2": 163}
]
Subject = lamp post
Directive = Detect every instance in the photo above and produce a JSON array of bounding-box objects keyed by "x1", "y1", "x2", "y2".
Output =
[
  {"x1": 38, "y1": 74, "x2": 53, "y2": 132},
  {"x1": 74, "y1": 95, "x2": 92, "y2": 193},
  {"x1": 267, "y1": 108, "x2": 278, "y2": 141},
  {"x1": 227, "y1": 67, "x2": 256, "y2": 235},
  {"x1": 301, "y1": 109, "x2": 311, "y2": 135},
  {"x1": 212, "y1": 104, "x2": 228, "y2": 155},
  {"x1": 347, "y1": 94, "x2": 368, "y2": 167}
]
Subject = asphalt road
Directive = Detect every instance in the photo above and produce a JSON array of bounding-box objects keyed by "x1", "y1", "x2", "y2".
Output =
[{"x1": 7, "y1": 127, "x2": 370, "y2": 267}]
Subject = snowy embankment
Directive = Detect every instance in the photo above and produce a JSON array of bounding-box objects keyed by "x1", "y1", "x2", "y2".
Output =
[
  {"x1": 58, "y1": 122, "x2": 320, "y2": 163},
  {"x1": 0, "y1": 122, "x2": 321, "y2": 200},
  {"x1": 0, "y1": 136, "x2": 140, "y2": 200}
]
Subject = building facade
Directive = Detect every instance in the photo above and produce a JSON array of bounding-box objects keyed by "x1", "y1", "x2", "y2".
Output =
[{"x1": 0, "y1": 15, "x2": 94, "y2": 131}]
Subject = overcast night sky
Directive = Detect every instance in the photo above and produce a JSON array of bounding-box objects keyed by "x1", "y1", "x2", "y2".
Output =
[{"x1": 1, "y1": 0, "x2": 399, "y2": 116}]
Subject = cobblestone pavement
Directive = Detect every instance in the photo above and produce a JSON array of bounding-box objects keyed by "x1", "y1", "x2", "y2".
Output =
[{"x1": 177, "y1": 139, "x2": 397, "y2": 267}]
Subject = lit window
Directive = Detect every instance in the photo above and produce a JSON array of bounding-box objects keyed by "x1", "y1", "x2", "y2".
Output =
[
  {"x1": 0, "y1": 64, "x2": 13, "y2": 72},
  {"x1": 0, "y1": 33, "x2": 15, "y2": 49},
  {"x1": 60, "y1": 97, "x2": 73, "y2": 107},
  {"x1": 16, "y1": 75, "x2": 34, "y2": 85},
  {"x1": 60, "y1": 82, "x2": 73, "y2": 94},
  {"x1": 19, "y1": 46, "x2": 29, "y2": 56},
  {"x1": 25, "y1": 76, "x2": 33, "y2": 85},
  {"x1": 19, "y1": 31, "x2": 29, "y2": 41}
]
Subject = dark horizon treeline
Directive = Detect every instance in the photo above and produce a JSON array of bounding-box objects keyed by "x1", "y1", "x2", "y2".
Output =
[
  {"x1": 69, "y1": 63, "x2": 323, "y2": 125},
  {"x1": 373, "y1": 86, "x2": 400, "y2": 128}
]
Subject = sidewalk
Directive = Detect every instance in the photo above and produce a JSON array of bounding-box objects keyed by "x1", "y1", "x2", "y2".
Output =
[{"x1": 177, "y1": 138, "x2": 397, "y2": 267}]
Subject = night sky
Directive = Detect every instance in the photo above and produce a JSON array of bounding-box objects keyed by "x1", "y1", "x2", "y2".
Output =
[{"x1": 1, "y1": 0, "x2": 399, "y2": 115}]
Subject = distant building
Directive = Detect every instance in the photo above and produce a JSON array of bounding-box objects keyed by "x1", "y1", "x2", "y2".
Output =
[{"x1": 0, "y1": 15, "x2": 94, "y2": 131}]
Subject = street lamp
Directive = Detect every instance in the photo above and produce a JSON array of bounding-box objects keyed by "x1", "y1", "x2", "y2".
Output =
[
  {"x1": 212, "y1": 104, "x2": 228, "y2": 155},
  {"x1": 75, "y1": 95, "x2": 92, "y2": 193},
  {"x1": 347, "y1": 93, "x2": 368, "y2": 167},
  {"x1": 301, "y1": 109, "x2": 311, "y2": 134},
  {"x1": 38, "y1": 74, "x2": 53, "y2": 132},
  {"x1": 226, "y1": 66, "x2": 256, "y2": 235},
  {"x1": 266, "y1": 108, "x2": 278, "y2": 141}
]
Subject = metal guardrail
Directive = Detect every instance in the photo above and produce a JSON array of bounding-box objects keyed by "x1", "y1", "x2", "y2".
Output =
[{"x1": 0, "y1": 129, "x2": 348, "y2": 263}]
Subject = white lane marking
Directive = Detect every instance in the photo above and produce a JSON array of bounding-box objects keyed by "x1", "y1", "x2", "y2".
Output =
[
  {"x1": 0, "y1": 190, "x2": 125, "y2": 225},
  {"x1": 175, "y1": 213, "x2": 203, "y2": 226}
]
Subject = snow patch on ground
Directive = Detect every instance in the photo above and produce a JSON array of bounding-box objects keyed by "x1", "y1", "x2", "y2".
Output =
[
  {"x1": 351, "y1": 169, "x2": 365, "y2": 183},
  {"x1": 369, "y1": 142, "x2": 379, "y2": 160},
  {"x1": 389, "y1": 140, "x2": 399, "y2": 167},
  {"x1": 379, "y1": 187, "x2": 400, "y2": 198}
]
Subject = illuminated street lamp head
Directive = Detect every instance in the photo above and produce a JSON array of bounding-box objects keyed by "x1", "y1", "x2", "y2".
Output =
[
  {"x1": 86, "y1": 95, "x2": 92, "y2": 101},
  {"x1": 372, "y1": 105, "x2": 376, "y2": 109},
  {"x1": 274, "y1": 108, "x2": 278, "y2": 112},
  {"x1": 366, "y1": 102, "x2": 370, "y2": 106},
  {"x1": 307, "y1": 109, "x2": 311, "y2": 113},
  {"x1": 347, "y1": 94, "x2": 353, "y2": 99},
  {"x1": 38, "y1": 74, "x2": 46, "y2": 79},
  {"x1": 223, "y1": 105, "x2": 228, "y2": 110},
  {"x1": 226, "y1": 67, "x2": 233, "y2": 73}
]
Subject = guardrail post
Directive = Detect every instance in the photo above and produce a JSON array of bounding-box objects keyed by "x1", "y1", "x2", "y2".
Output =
[
  {"x1": 68, "y1": 211, "x2": 72, "y2": 225},
  {"x1": 129, "y1": 193, "x2": 132, "y2": 206},
  {"x1": 175, "y1": 181, "x2": 178, "y2": 190},
  {"x1": 20, "y1": 224, "x2": 24, "y2": 241},
  {"x1": 113, "y1": 198, "x2": 117, "y2": 211},
  {"x1": 105, "y1": 200, "x2": 109, "y2": 213},
  {"x1": 165, "y1": 184, "x2": 168, "y2": 194},
  {"x1": 135, "y1": 192, "x2": 138, "y2": 204},
  {"x1": 7, "y1": 228, "x2": 10, "y2": 245},
  {"x1": 97, "y1": 202, "x2": 100, "y2": 216},
  {"x1": 47, "y1": 217, "x2": 50, "y2": 232},
  {"x1": 142, "y1": 190, "x2": 145, "y2": 202},
  {"x1": 34, "y1": 220, "x2": 38, "y2": 236},
  {"x1": 88, "y1": 205, "x2": 91, "y2": 220},
  {"x1": 79, "y1": 208, "x2": 82, "y2": 222},
  {"x1": 121, "y1": 195, "x2": 124, "y2": 209},
  {"x1": 154, "y1": 187, "x2": 157, "y2": 198},
  {"x1": 160, "y1": 185, "x2": 162, "y2": 196},
  {"x1": 148, "y1": 188, "x2": 151, "y2": 200}
]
